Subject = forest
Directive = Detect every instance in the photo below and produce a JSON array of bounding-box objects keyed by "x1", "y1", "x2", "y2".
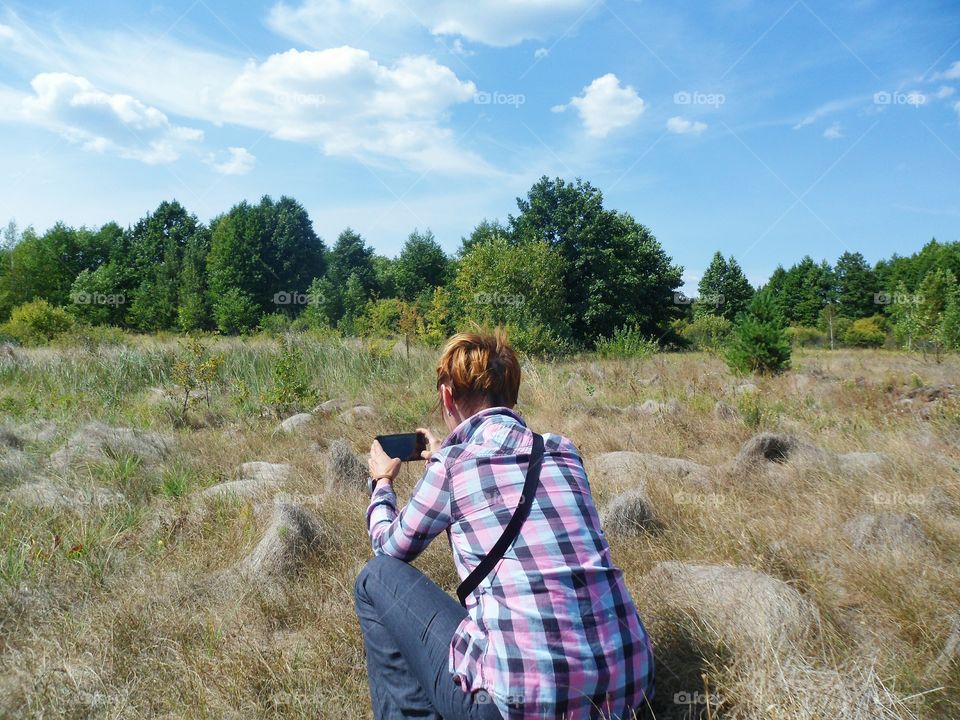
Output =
[{"x1": 2, "y1": 175, "x2": 959, "y2": 359}]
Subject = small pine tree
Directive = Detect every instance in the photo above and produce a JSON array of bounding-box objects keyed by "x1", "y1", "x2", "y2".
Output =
[{"x1": 725, "y1": 290, "x2": 791, "y2": 375}]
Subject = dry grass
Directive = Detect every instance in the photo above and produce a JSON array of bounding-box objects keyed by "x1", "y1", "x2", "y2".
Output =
[{"x1": 0, "y1": 339, "x2": 958, "y2": 718}]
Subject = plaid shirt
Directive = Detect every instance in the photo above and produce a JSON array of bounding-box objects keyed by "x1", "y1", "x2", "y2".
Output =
[{"x1": 367, "y1": 407, "x2": 655, "y2": 719}]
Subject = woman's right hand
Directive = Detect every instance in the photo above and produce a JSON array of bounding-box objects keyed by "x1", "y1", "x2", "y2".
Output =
[{"x1": 417, "y1": 427, "x2": 442, "y2": 462}]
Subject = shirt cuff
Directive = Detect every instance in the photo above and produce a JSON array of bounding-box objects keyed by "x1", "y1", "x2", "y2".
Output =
[{"x1": 366, "y1": 483, "x2": 398, "y2": 532}]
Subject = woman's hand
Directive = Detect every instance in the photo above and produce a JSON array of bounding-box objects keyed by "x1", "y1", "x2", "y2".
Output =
[
  {"x1": 368, "y1": 440, "x2": 401, "y2": 482},
  {"x1": 417, "y1": 427, "x2": 442, "y2": 462}
]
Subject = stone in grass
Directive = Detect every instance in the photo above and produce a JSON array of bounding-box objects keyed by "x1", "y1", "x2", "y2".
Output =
[
  {"x1": 713, "y1": 400, "x2": 738, "y2": 420},
  {"x1": 12, "y1": 420, "x2": 58, "y2": 444},
  {"x1": 337, "y1": 405, "x2": 377, "y2": 424},
  {"x1": 600, "y1": 485, "x2": 658, "y2": 536},
  {"x1": 4, "y1": 480, "x2": 124, "y2": 512},
  {"x1": 50, "y1": 422, "x2": 169, "y2": 470},
  {"x1": 278, "y1": 412, "x2": 313, "y2": 434},
  {"x1": 642, "y1": 561, "x2": 819, "y2": 657},
  {"x1": 734, "y1": 432, "x2": 822, "y2": 467},
  {"x1": 239, "y1": 461, "x2": 291, "y2": 483},
  {"x1": 843, "y1": 512, "x2": 929, "y2": 553},
  {"x1": 200, "y1": 478, "x2": 281, "y2": 502},
  {"x1": 588, "y1": 451, "x2": 706, "y2": 486},
  {"x1": 326, "y1": 439, "x2": 367, "y2": 489},
  {"x1": 236, "y1": 503, "x2": 335, "y2": 582},
  {"x1": 625, "y1": 399, "x2": 682, "y2": 417},
  {"x1": 836, "y1": 451, "x2": 887, "y2": 474},
  {"x1": 0, "y1": 446, "x2": 30, "y2": 482},
  {"x1": 312, "y1": 398, "x2": 349, "y2": 415}
]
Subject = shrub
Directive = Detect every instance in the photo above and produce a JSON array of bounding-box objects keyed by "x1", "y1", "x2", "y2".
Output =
[
  {"x1": 725, "y1": 291, "x2": 791, "y2": 375},
  {"x1": 258, "y1": 312, "x2": 293, "y2": 337},
  {"x1": 785, "y1": 325, "x2": 827, "y2": 348},
  {"x1": 680, "y1": 314, "x2": 732, "y2": 352},
  {"x1": 843, "y1": 317, "x2": 886, "y2": 348},
  {"x1": 505, "y1": 322, "x2": 573, "y2": 358},
  {"x1": 594, "y1": 324, "x2": 659, "y2": 360},
  {"x1": 1, "y1": 299, "x2": 75, "y2": 345},
  {"x1": 55, "y1": 323, "x2": 128, "y2": 349}
]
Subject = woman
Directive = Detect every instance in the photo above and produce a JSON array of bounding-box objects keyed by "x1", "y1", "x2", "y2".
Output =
[{"x1": 355, "y1": 331, "x2": 654, "y2": 719}]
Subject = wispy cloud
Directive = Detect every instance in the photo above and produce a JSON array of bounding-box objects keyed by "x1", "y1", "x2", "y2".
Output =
[{"x1": 666, "y1": 116, "x2": 707, "y2": 136}]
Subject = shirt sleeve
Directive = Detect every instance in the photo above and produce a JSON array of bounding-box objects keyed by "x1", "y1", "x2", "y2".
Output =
[{"x1": 366, "y1": 455, "x2": 453, "y2": 560}]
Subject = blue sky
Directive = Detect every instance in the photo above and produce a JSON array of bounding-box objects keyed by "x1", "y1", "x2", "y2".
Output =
[{"x1": 1, "y1": 0, "x2": 959, "y2": 292}]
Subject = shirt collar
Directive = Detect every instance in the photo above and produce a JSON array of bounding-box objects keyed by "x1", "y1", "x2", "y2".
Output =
[{"x1": 442, "y1": 406, "x2": 525, "y2": 448}]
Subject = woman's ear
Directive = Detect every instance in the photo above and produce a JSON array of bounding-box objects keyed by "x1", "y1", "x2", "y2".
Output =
[{"x1": 441, "y1": 384, "x2": 457, "y2": 419}]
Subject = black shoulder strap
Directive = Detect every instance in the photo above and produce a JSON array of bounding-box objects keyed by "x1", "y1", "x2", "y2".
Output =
[{"x1": 457, "y1": 432, "x2": 544, "y2": 607}]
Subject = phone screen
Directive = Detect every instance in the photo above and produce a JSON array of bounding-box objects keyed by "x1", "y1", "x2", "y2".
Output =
[{"x1": 376, "y1": 432, "x2": 427, "y2": 462}]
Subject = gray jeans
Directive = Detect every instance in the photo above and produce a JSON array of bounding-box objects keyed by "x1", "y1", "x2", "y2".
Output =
[{"x1": 354, "y1": 554, "x2": 504, "y2": 720}]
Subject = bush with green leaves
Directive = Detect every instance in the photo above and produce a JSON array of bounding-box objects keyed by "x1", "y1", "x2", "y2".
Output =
[
  {"x1": 680, "y1": 313, "x2": 732, "y2": 352},
  {"x1": 0, "y1": 299, "x2": 75, "y2": 345},
  {"x1": 263, "y1": 335, "x2": 313, "y2": 414},
  {"x1": 725, "y1": 291, "x2": 791, "y2": 375},
  {"x1": 785, "y1": 325, "x2": 827, "y2": 348},
  {"x1": 843, "y1": 316, "x2": 886, "y2": 348},
  {"x1": 594, "y1": 324, "x2": 659, "y2": 360}
]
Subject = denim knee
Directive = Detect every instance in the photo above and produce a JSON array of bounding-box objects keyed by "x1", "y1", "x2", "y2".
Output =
[{"x1": 354, "y1": 553, "x2": 396, "y2": 605}]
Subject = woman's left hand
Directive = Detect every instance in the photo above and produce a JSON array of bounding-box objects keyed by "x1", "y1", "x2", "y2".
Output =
[{"x1": 368, "y1": 440, "x2": 402, "y2": 482}]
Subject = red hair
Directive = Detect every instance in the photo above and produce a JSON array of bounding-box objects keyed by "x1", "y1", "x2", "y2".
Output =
[{"x1": 436, "y1": 330, "x2": 520, "y2": 408}]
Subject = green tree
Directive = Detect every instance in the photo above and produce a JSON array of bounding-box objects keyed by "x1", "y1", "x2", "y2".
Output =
[
  {"x1": 459, "y1": 219, "x2": 509, "y2": 255},
  {"x1": 766, "y1": 256, "x2": 834, "y2": 326},
  {"x1": 915, "y1": 268, "x2": 957, "y2": 361},
  {"x1": 207, "y1": 201, "x2": 269, "y2": 333},
  {"x1": 725, "y1": 290, "x2": 791, "y2": 375},
  {"x1": 510, "y1": 177, "x2": 682, "y2": 344},
  {"x1": 887, "y1": 281, "x2": 920, "y2": 350},
  {"x1": 393, "y1": 229, "x2": 449, "y2": 301},
  {"x1": 697, "y1": 251, "x2": 754, "y2": 320},
  {"x1": 261, "y1": 195, "x2": 326, "y2": 314},
  {"x1": 834, "y1": 251, "x2": 878, "y2": 319}
]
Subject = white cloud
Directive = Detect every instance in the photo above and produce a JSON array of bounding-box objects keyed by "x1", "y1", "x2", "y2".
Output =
[
  {"x1": 219, "y1": 47, "x2": 489, "y2": 174},
  {"x1": 0, "y1": 23, "x2": 15, "y2": 41},
  {"x1": 793, "y1": 95, "x2": 863, "y2": 129},
  {"x1": 534, "y1": 47, "x2": 549, "y2": 60},
  {"x1": 666, "y1": 116, "x2": 707, "y2": 136},
  {"x1": 450, "y1": 38, "x2": 475, "y2": 57},
  {"x1": 267, "y1": 0, "x2": 597, "y2": 48},
  {"x1": 19, "y1": 73, "x2": 203, "y2": 164},
  {"x1": 212, "y1": 147, "x2": 256, "y2": 175},
  {"x1": 556, "y1": 73, "x2": 645, "y2": 138},
  {"x1": 823, "y1": 121, "x2": 842, "y2": 140},
  {"x1": 933, "y1": 60, "x2": 960, "y2": 81},
  {"x1": 934, "y1": 85, "x2": 955, "y2": 100}
]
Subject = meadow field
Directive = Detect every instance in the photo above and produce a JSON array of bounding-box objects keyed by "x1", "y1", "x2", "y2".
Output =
[{"x1": 0, "y1": 336, "x2": 958, "y2": 719}]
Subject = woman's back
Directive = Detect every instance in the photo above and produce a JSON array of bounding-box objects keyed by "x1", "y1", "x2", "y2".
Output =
[{"x1": 369, "y1": 406, "x2": 655, "y2": 718}]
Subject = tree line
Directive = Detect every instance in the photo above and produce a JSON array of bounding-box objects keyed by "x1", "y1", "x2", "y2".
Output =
[{"x1": 1, "y1": 175, "x2": 958, "y2": 356}]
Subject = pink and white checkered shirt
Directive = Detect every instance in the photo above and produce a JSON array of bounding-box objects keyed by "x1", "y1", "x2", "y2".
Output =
[{"x1": 367, "y1": 407, "x2": 654, "y2": 719}]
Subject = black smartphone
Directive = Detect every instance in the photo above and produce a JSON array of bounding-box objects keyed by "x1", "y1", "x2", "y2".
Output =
[{"x1": 376, "y1": 432, "x2": 428, "y2": 462}]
